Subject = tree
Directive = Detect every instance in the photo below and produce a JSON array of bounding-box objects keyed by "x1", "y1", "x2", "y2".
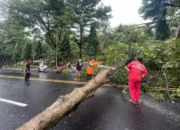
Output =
[
  {"x1": 59, "y1": 35, "x2": 72, "y2": 61},
  {"x1": 33, "y1": 41, "x2": 44, "y2": 60},
  {"x1": 139, "y1": 0, "x2": 170, "y2": 40},
  {"x1": 12, "y1": 43, "x2": 21, "y2": 65},
  {"x1": 69, "y1": 0, "x2": 112, "y2": 58},
  {"x1": 139, "y1": 0, "x2": 180, "y2": 40},
  {"x1": 21, "y1": 41, "x2": 32, "y2": 60},
  {"x1": 87, "y1": 23, "x2": 99, "y2": 57},
  {"x1": 6, "y1": 0, "x2": 70, "y2": 52}
]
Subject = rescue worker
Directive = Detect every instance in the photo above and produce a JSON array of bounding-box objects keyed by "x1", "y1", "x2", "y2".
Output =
[
  {"x1": 25, "y1": 60, "x2": 31, "y2": 81},
  {"x1": 125, "y1": 56, "x2": 148, "y2": 104},
  {"x1": 87, "y1": 56, "x2": 102, "y2": 80}
]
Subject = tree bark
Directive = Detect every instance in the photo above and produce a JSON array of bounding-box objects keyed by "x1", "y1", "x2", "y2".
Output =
[
  {"x1": 16, "y1": 68, "x2": 116, "y2": 130},
  {"x1": 175, "y1": 26, "x2": 180, "y2": 39}
]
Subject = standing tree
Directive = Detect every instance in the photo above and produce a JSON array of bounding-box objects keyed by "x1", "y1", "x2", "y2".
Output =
[
  {"x1": 139, "y1": 0, "x2": 180, "y2": 40},
  {"x1": 139, "y1": 0, "x2": 170, "y2": 40},
  {"x1": 5, "y1": 0, "x2": 70, "y2": 54},
  {"x1": 33, "y1": 41, "x2": 44, "y2": 60},
  {"x1": 12, "y1": 43, "x2": 21, "y2": 66},
  {"x1": 21, "y1": 41, "x2": 32, "y2": 60},
  {"x1": 59, "y1": 35, "x2": 72, "y2": 61},
  {"x1": 69, "y1": 0, "x2": 111, "y2": 58},
  {"x1": 87, "y1": 23, "x2": 99, "y2": 57}
]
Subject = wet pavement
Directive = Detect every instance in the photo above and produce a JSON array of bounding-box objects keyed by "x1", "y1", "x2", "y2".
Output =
[{"x1": 0, "y1": 69, "x2": 179, "y2": 130}]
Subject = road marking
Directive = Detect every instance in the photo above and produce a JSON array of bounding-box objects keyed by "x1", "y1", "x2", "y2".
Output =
[
  {"x1": 0, "y1": 74, "x2": 109, "y2": 86},
  {"x1": 0, "y1": 98, "x2": 28, "y2": 107}
]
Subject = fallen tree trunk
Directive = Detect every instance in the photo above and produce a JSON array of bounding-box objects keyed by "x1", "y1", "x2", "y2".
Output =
[{"x1": 16, "y1": 68, "x2": 116, "y2": 130}]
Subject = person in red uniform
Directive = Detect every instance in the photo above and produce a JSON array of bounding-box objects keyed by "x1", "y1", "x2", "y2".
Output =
[{"x1": 125, "y1": 56, "x2": 148, "y2": 104}]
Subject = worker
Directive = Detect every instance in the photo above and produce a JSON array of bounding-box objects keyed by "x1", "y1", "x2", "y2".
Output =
[
  {"x1": 87, "y1": 56, "x2": 103, "y2": 80},
  {"x1": 25, "y1": 60, "x2": 31, "y2": 81},
  {"x1": 125, "y1": 56, "x2": 148, "y2": 104}
]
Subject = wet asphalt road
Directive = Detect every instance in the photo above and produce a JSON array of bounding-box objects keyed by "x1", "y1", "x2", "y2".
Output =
[{"x1": 0, "y1": 69, "x2": 179, "y2": 130}]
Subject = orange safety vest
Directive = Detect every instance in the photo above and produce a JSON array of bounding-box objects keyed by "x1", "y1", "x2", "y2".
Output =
[{"x1": 87, "y1": 60, "x2": 102, "y2": 75}]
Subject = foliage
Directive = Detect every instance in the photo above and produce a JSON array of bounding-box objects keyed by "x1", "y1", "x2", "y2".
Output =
[
  {"x1": 12, "y1": 43, "x2": 21, "y2": 62},
  {"x1": 69, "y1": 0, "x2": 112, "y2": 58},
  {"x1": 87, "y1": 23, "x2": 99, "y2": 57},
  {"x1": 21, "y1": 40, "x2": 32, "y2": 60},
  {"x1": 139, "y1": 0, "x2": 171, "y2": 40},
  {"x1": 59, "y1": 36, "x2": 72, "y2": 61},
  {"x1": 171, "y1": 87, "x2": 180, "y2": 98},
  {"x1": 149, "y1": 91, "x2": 165, "y2": 101},
  {"x1": 33, "y1": 41, "x2": 44, "y2": 60},
  {"x1": 61, "y1": 69, "x2": 70, "y2": 76}
]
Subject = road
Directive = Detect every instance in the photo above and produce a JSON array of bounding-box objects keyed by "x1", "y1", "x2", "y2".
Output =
[{"x1": 0, "y1": 69, "x2": 179, "y2": 130}]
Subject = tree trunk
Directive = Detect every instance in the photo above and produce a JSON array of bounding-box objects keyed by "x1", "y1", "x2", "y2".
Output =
[
  {"x1": 16, "y1": 68, "x2": 116, "y2": 130},
  {"x1": 0, "y1": 55, "x2": 6, "y2": 68},
  {"x1": 79, "y1": 43, "x2": 82, "y2": 59},
  {"x1": 175, "y1": 26, "x2": 180, "y2": 39},
  {"x1": 79, "y1": 25, "x2": 84, "y2": 59}
]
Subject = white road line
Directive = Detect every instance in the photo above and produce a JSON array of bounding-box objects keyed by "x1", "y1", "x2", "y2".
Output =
[{"x1": 0, "y1": 98, "x2": 28, "y2": 107}]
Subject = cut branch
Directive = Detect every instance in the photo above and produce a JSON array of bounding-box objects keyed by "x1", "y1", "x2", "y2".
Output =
[{"x1": 16, "y1": 68, "x2": 116, "y2": 130}]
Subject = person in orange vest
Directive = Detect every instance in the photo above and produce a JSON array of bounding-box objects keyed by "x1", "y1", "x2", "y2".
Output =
[{"x1": 87, "y1": 56, "x2": 103, "y2": 80}]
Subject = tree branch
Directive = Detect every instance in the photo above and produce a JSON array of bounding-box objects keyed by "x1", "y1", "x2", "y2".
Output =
[{"x1": 164, "y1": 3, "x2": 180, "y2": 8}]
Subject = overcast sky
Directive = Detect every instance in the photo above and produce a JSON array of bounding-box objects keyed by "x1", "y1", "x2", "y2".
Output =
[{"x1": 101, "y1": 0, "x2": 146, "y2": 27}]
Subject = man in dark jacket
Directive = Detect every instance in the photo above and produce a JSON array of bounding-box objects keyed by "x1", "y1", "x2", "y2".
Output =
[{"x1": 25, "y1": 60, "x2": 31, "y2": 81}]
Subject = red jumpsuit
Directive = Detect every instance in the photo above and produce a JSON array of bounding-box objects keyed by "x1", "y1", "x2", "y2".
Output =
[{"x1": 126, "y1": 61, "x2": 148, "y2": 103}]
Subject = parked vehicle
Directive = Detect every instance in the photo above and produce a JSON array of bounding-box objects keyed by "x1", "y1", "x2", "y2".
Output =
[
  {"x1": 39, "y1": 63, "x2": 50, "y2": 72},
  {"x1": 56, "y1": 66, "x2": 65, "y2": 73}
]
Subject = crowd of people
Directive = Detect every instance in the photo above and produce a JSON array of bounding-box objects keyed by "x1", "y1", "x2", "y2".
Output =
[{"x1": 23, "y1": 56, "x2": 148, "y2": 105}]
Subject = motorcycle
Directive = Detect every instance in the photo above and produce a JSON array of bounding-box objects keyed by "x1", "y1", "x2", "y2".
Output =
[{"x1": 38, "y1": 64, "x2": 49, "y2": 72}]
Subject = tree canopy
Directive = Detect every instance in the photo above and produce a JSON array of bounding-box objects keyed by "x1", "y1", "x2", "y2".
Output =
[{"x1": 139, "y1": 0, "x2": 180, "y2": 40}]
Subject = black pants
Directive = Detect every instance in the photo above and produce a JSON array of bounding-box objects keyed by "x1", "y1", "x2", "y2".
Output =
[
  {"x1": 25, "y1": 73, "x2": 31, "y2": 81},
  {"x1": 87, "y1": 74, "x2": 92, "y2": 80}
]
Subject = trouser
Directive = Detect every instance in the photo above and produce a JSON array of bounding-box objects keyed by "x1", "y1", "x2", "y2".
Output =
[
  {"x1": 25, "y1": 72, "x2": 31, "y2": 81},
  {"x1": 87, "y1": 74, "x2": 92, "y2": 80},
  {"x1": 128, "y1": 81, "x2": 141, "y2": 103}
]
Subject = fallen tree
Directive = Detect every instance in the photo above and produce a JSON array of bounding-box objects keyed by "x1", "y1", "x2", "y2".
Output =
[{"x1": 16, "y1": 68, "x2": 116, "y2": 130}]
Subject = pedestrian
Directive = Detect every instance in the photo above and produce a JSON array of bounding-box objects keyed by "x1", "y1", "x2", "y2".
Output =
[
  {"x1": 75, "y1": 59, "x2": 83, "y2": 81},
  {"x1": 87, "y1": 56, "x2": 102, "y2": 80},
  {"x1": 25, "y1": 60, "x2": 31, "y2": 81},
  {"x1": 125, "y1": 56, "x2": 148, "y2": 104}
]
